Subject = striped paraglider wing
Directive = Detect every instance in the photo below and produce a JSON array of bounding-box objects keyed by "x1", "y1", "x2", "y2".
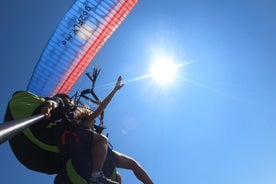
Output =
[{"x1": 27, "y1": 0, "x2": 139, "y2": 96}]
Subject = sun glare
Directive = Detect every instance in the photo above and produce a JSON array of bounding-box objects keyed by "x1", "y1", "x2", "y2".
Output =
[{"x1": 150, "y1": 56, "x2": 178, "y2": 85}]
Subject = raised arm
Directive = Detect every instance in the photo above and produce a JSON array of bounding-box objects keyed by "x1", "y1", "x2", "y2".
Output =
[{"x1": 89, "y1": 76, "x2": 124, "y2": 120}]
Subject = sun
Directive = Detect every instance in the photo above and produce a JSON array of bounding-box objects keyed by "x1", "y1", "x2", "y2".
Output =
[{"x1": 150, "y1": 56, "x2": 178, "y2": 85}]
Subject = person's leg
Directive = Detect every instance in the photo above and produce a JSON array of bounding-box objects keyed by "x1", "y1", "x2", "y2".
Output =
[
  {"x1": 91, "y1": 133, "x2": 109, "y2": 174},
  {"x1": 89, "y1": 133, "x2": 118, "y2": 184}
]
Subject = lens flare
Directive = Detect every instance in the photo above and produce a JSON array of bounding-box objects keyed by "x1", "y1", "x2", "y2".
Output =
[{"x1": 150, "y1": 57, "x2": 178, "y2": 85}]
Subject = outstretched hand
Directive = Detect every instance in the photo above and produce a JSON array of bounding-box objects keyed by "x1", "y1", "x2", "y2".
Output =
[
  {"x1": 89, "y1": 76, "x2": 124, "y2": 120},
  {"x1": 114, "y1": 76, "x2": 124, "y2": 91}
]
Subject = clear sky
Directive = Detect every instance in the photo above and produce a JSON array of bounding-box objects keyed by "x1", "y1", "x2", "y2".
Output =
[{"x1": 1, "y1": 0, "x2": 276, "y2": 184}]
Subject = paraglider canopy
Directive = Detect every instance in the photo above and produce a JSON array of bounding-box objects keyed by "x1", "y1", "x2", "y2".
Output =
[{"x1": 27, "y1": 0, "x2": 139, "y2": 97}]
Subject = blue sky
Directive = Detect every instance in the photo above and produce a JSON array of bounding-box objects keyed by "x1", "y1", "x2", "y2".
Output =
[{"x1": 1, "y1": 0, "x2": 276, "y2": 184}]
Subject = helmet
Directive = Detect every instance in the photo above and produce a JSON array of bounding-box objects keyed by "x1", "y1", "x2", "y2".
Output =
[{"x1": 53, "y1": 93, "x2": 72, "y2": 107}]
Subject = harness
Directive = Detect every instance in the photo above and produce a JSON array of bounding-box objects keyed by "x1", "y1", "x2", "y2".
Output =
[{"x1": 5, "y1": 91, "x2": 62, "y2": 174}]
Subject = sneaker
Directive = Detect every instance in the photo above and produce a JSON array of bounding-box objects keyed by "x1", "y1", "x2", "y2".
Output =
[{"x1": 88, "y1": 173, "x2": 118, "y2": 184}]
